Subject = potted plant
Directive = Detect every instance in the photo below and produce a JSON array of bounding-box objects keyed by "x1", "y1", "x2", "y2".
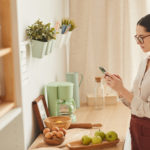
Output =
[
  {"x1": 61, "y1": 18, "x2": 76, "y2": 33},
  {"x1": 26, "y1": 20, "x2": 56, "y2": 58},
  {"x1": 55, "y1": 19, "x2": 76, "y2": 48},
  {"x1": 65, "y1": 19, "x2": 76, "y2": 44},
  {"x1": 45, "y1": 25, "x2": 56, "y2": 55}
]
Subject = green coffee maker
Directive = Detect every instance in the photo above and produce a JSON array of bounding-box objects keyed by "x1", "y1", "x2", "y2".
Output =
[{"x1": 44, "y1": 82, "x2": 76, "y2": 122}]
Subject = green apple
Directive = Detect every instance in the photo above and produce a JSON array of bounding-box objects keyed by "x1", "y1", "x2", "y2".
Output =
[
  {"x1": 92, "y1": 136, "x2": 102, "y2": 144},
  {"x1": 81, "y1": 135, "x2": 92, "y2": 145},
  {"x1": 94, "y1": 130, "x2": 106, "y2": 140},
  {"x1": 105, "y1": 131, "x2": 118, "y2": 142}
]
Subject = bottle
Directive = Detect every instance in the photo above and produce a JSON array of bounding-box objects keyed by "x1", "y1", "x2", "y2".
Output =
[{"x1": 94, "y1": 77, "x2": 105, "y2": 109}]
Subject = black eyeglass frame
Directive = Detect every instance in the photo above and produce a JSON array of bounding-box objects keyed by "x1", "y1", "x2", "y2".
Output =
[{"x1": 134, "y1": 35, "x2": 150, "y2": 44}]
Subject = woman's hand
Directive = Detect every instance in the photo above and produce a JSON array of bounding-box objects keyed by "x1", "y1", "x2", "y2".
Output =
[
  {"x1": 104, "y1": 73, "x2": 124, "y2": 94},
  {"x1": 104, "y1": 72, "x2": 133, "y2": 102}
]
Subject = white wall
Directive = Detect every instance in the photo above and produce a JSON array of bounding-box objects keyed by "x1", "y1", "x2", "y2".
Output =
[
  {"x1": 146, "y1": 0, "x2": 150, "y2": 13},
  {"x1": 16, "y1": 0, "x2": 68, "y2": 149}
]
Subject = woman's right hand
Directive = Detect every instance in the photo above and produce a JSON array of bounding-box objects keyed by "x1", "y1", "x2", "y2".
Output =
[
  {"x1": 104, "y1": 72, "x2": 133, "y2": 102},
  {"x1": 104, "y1": 72, "x2": 124, "y2": 94},
  {"x1": 112, "y1": 74, "x2": 122, "y2": 80}
]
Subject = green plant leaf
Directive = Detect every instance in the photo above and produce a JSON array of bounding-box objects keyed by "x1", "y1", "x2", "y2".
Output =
[{"x1": 26, "y1": 19, "x2": 56, "y2": 42}]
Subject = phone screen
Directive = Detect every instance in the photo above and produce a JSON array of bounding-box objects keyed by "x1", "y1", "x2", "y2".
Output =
[{"x1": 99, "y1": 67, "x2": 106, "y2": 74}]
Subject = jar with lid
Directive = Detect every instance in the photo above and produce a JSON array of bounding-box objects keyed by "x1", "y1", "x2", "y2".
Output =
[{"x1": 94, "y1": 77, "x2": 105, "y2": 109}]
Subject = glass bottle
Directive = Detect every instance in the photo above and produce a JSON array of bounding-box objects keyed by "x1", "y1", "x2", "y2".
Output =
[{"x1": 94, "y1": 77, "x2": 105, "y2": 109}]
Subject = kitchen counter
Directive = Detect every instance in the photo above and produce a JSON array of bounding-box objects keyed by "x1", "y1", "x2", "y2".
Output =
[{"x1": 28, "y1": 102, "x2": 131, "y2": 150}]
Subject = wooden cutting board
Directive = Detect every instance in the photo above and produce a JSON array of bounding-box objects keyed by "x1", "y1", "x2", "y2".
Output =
[
  {"x1": 29, "y1": 129, "x2": 92, "y2": 149},
  {"x1": 66, "y1": 139, "x2": 120, "y2": 150}
]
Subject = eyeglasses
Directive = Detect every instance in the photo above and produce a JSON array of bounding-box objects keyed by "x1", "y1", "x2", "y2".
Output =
[{"x1": 134, "y1": 35, "x2": 150, "y2": 44}]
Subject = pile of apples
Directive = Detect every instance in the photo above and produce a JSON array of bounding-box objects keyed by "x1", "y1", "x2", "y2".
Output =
[
  {"x1": 82, "y1": 130, "x2": 118, "y2": 145},
  {"x1": 43, "y1": 127, "x2": 66, "y2": 139}
]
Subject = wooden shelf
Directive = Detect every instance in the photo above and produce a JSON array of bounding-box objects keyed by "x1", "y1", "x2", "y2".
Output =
[
  {"x1": 0, "y1": 101, "x2": 15, "y2": 118},
  {"x1": 0, "y1": 0, "x2": 16, "y2": 131},
  {"x1": 0, "y1": 48, "x2": 11, "y2": 57}
]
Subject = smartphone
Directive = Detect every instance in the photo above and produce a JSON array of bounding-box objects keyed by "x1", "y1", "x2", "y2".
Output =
[
  {"x1": 99, "y1": 67, "x2": 111, "y2": 77},
  {"x1": 99, "y1": 67, "x2": 107, "y2": 74}
]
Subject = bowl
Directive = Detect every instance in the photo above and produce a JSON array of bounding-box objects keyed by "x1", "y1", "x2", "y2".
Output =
[
  {"x1": 44, "y1": 136, "x2": 65, "y2": 145},
  {"x1": 44, "y1": 116, "x2": 71, "y2": 130}
]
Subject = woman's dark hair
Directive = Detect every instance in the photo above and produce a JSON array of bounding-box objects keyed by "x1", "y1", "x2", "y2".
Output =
[{"x1": 137, "y1": 14, "x2": 150, "y2": 32}]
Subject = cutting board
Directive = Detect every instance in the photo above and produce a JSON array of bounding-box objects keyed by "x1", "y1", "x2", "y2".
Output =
[
  {"x1": 66, "y1": 139, "x2": 120, "y2": 150},
  {"x1": 30, "y1": 129, "x2": 93, "y2": 149}
]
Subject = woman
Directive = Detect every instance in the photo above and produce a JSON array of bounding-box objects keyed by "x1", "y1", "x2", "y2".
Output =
[{"x1": 105, "y1": 14, "x2": 150, "y2": 150}]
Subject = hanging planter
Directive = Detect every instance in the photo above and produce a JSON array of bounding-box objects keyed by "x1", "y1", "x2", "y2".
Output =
[
  {"x1": 59, "y1": 18, "x2": 76, "y2": 46},
  {"x1": 45, "y1": 40, "x2": 53, "y2": 55},
  {"x1": 26, "y1": 20, "x2": 56, "y2": 58},
  {"x1": 50, "y1": 39, "x2": 56, "y2": 53},
  {"x1": 55, "y1": 33, "x2": 67, "y2": 49},
  {"x1": 65, "y1": 31, "x2": 72, "y2": 45},
  {"x1": 31, "y1": 40, "x2": 47, "y2": 58}
]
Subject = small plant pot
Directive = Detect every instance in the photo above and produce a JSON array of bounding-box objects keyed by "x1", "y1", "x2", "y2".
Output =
[
  {"x1": 45, "y1": 40, "x2": 53, "y2": 55},
  {"x1": 52, "y1": 39, "x2": 56, "y2": 50},
  {"x1": 50, "y1": 39, "x2": 56, "y2": 53},
  {"x1": 66, "y1": 31, "x2": 72, "y2": 45},
  {"x1": 55, "y1": 34, "x2": 67, "y2": 48},
  {"x1": 31, "y1": 40, "x2": 47, "y2": 58}
]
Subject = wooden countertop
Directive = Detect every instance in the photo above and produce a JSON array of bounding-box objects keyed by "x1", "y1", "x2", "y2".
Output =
[{"x1": 28, "y1": 102, "x2": 131, "y2": 150}]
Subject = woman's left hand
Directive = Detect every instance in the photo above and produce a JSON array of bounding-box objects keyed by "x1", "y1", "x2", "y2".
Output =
[{"x1": 104, "y1": 73, "x2": 124, "y2": 93}]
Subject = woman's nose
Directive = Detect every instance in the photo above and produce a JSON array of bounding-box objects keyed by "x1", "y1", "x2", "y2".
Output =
[{"x1": 137, "y1": 40, "x2": 142, "y2": 45}]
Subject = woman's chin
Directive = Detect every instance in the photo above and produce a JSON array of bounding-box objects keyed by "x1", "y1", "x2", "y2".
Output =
[{"x1": 142, "y1": 48, "x2": 150, "y2": 53}]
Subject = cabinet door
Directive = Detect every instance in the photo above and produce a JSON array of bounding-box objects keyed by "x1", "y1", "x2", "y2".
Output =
[{"x1": 0, "y1": 0, "x2": 15, "y2": 118}]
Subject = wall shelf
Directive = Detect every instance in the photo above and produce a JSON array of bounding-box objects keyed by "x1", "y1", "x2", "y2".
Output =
[
  {"x1": 0, "y1": 101, "x2": 15, "y2": 118},
  {"x1": 0, "y1": 48, "x2": 11, "y2": 57}
]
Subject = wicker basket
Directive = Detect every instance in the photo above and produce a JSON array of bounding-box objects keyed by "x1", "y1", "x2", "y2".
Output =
[
  {"x1": 44, "y1": 136, "x2": 65, "y2": 145},
  {"x1": 44, "y1": 116, "x2": 71, "y2": 130}
]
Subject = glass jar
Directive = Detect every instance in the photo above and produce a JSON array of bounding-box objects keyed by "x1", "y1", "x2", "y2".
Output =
[{"x1": 94, "y1": 77, "x2": 105, "y2": 109}]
